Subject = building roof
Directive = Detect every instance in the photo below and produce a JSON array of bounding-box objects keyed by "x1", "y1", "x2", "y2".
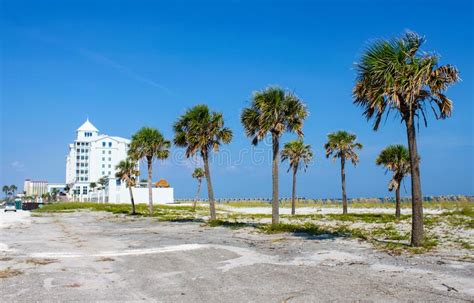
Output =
[
  {"x1": 75, "y1": 134, "x2": 130, "y2": 144},
  {"x1": 77, "y1": 119, "x2": 99, "y2": 132}
]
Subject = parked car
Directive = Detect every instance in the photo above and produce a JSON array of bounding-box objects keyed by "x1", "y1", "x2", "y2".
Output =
[{"x1": 4, "y1": 202, "x2": 16, "y2": 212}]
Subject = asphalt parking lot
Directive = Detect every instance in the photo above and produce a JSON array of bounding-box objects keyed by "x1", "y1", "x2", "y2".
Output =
[{"x1": 1, "y1": 210, "x2": 473, "y2": 302}]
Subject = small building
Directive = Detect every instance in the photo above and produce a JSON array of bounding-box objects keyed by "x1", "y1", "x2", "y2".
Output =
[{"x1": 47, "y1": 183, "x2": 66, "y2": 193}]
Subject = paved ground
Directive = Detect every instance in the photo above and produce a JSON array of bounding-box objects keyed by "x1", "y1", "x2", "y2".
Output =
[{"x1": 1, "y1": 210, "x2": 473, "y2": 302}]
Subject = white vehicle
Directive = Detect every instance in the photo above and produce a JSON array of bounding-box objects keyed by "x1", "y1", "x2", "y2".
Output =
[{"x1": 4, "y1": 202, "x2": 16, "y2": 212}]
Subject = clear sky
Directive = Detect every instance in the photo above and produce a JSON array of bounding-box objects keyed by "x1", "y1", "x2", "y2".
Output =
[{"x1": 1, "y1": 0, "x2": 473, "y2": 199}]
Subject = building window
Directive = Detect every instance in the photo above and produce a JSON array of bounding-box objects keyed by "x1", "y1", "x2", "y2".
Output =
[
  {"x1": 108, "y1": 164, "x2": 111, "y2": 168},
  {"x1": 76, "y1": 156, "x2": 80, "y2": 160},
  {"x1": 116, "y1": 179, "x2": 121, "y2": 186},
  {"x1": 102, "y1": 150, "x2": 105, "y2": 154},
  {"x1": 85, "y1": 142, "x2": 89, "y2": 146},
  {"x1": 108, "y1": 151, "x2": 111, "y2": 154},
  {"x1": 109, "y1": 142, "x2": 112, "y2": 147},
  {"x1": 76, "y1": 170, "x2": 79, "y2": 174},
  {"x1": 82, "y1": 187, "x2": 87, "y2": 194},
  {"x1": 76, "y1": 149, "x2": 80, "y2": 152},
  {"x1": 102, "y1": 171, "x2": 105, "y2": 175},
  {"x1": 81, "y1": 163, "x2": 84, "y2": 167},
  {"x1": 102, "y1": 142, "x2": 106, "y2": 147},
  {"x1": 85, "y1": 156, "x2": 88, "y2": 160},
  {"x1": 108, "y1": 171, "x2": 111, "y2": 175},
  {"x1": 102, "y1": 164, "x2": 105, "y2": 168},
  {"x1": 108, "y1": 157, "x2": 111, "y2": 161},
  {"x1": 102, "y1": 157, "x2": 105, "y2": 161}
]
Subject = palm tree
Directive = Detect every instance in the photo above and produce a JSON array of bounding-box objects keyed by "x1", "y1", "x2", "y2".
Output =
[
  {"x1": 241, "y1": 86, "x2": 308, "y2": 224},
  {"x1": 2, "y1": 185, "x2": 9, "y2": 199},
  {"x1": 89, "y1": 182, "x2": 97, "y2": 192},
  {"x1": 353, "y1": 31, "x2": 460, "y2": 246},
  {"x1": 51, "y1": 188, "x2": 60, "y2": 202},
  {"x1": 129, "y1": 127, "x2": 170, "y2": 215},
  {"x1": 173, "y1": 105, "x2": 233, "y2": 220},
  {"x1": 192, "y1": 167, "x2": 205, "y2": 211},
  {"x1": 116, "y1": 158, "x2": 140, "y2": 215},
  {"x1": 376, "y1": 145, "x2": 411, "y2": 220},
  {"x1": 281, "y1": 140, "x2": 313, "y2": 215},
  {"x1": 97, "y1": 177, "x2": 108, "y2": 190},
  {"x1": 9, "y1": 185, "x2": 17, "y2": 197},
  {"x1": 324, "y1": 131, "x2": 362, "y2": 215}
]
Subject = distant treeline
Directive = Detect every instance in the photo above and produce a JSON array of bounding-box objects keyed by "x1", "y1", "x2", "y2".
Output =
[{"x1": 176, "y1": 195, "x2": 474, "y2": 204}]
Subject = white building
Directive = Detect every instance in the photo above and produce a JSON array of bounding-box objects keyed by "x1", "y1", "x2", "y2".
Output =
[
  {"x1": 23, "y1": 179, "x2": 48, "y2": 196},
  {"x1": 65, "y1": 119, "x2": 174, "y2": 204},
  {"x1": 65, "y1": 119, "x2": 132, "y2": 200}
]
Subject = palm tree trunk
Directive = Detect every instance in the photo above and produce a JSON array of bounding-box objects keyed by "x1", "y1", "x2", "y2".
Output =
[
  {"x1": 341, "y1": 156, "x2": 347, "y2": 215},
  {"x1": 291, "y1": 168, "x2": 297, "y2": 216},
  {"x1": 147, "y1": 157, "x2": 154, "y2": 215},
  {"x1": 128, "y1": 185, "x2": 136, "y2": 215},
  {"x1": 193, "y1": 179, "x2": 202, "y2": 212},
  {"x1": 406, "y1": 118, "x2": 424, "y2": 246},
  {"x1": 272, "y1": 133, "x2": 280, "y2": 225},
  {"x1": 202, "y1": 151, "x2": 216, "y2": 220},
  {"x1": 395, "y1": 184, "x2": 401, "y2": 220}
]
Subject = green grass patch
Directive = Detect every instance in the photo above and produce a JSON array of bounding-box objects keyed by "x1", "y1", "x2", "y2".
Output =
[
  {"x1": 34, "y1": 202, "x2": 204, "y2": 222},
  {"x1": 326, "y1": 213, "x2": 410, "y2": 224}
]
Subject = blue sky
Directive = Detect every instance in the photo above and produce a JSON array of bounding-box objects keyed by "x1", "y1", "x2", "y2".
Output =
[{"x1": 1, "y1": 0, "x2": 473, "y2": 199}]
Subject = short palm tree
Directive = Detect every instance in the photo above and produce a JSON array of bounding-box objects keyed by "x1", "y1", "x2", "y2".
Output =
[
  {"x1": 281, "y1": 140, "x2": 313, "y2": 215},
  {"x1": 173, "y1": 105, "x2": 232, "y2": 220},
  {"x1": 192, "y1": 167, "x2": 205, "y2": 211},
  {"x1": 376, "y1": 145, "x2": 411, "y2": 220},
  {"x1": 9, "y1": 185, "x2": 17, "y2": 196},
  {"x1": 324, "y1": 131, "x2": 362, "y2": 215},
  {"x1": 129, "y1": 127, "x2": 170, "y2": 215},
  {"x1": 116, "y1": 158, "x2": 140, "y2": 215},
  {"x1": 241, "y1": 86, "x2": 308, "y2": 224},
  {"x1": 353, "y1": 31, "x2": 460, "y2": 246},
  {"x1": 89, "y1": 182, "x2": 97, "y2": 192},
  {"x1": 2, "y1": 185, "x2": 9, "y2": 199},
  {"x1": 97, "y1": 176, "x2": 108, "y2": 190}
]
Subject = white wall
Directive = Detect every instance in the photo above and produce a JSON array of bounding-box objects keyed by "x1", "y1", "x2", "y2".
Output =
[{"x1": 110, "y1": 187, "x2": 174, "y2": 204}]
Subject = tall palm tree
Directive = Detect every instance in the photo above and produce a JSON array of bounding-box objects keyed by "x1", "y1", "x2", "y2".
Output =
[
  {"x1": 129, "y1": 127, "x2": 170, "y2": 215},
  {"x1": 173, "y1": 105, "x2": 232, "y2": 220},
  {"x1": 241, "y1": 86, "x2": 308, "y2": 224},
  {"x1": 353, "y1": 31, "x2": 460, "y2": 246},
  {"x1": 324, "y1": 131, "x2": 362, "y2": 215},
  {"x1": 281, "y1": 140, "x2": 313, "y2": 215},
  {"x1": 116, "y1": 158, "x2": 140, "y2": 215},
  {"x1": 192, "y1": 167, "x2": 205, "y2": 211},
  {"x1": 376, "y1": 145, "x2": 411, "y2": 220}
]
